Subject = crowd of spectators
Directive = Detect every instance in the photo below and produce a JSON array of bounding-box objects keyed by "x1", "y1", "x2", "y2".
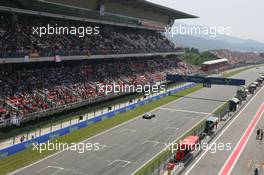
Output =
[
  {"x1": 0, "y1": 57, "x2": 199, "y2": 124},
  {"x1": 232, "y1": 52, "x2": 263, "y2": 63},
  {"x1": 209, "y1": 49, "x2": 263, "y2": 64},
  {"x1": 0, "y1": 12, "x2": 196, "y2": 126},
  {"x1": 0, "y1": 12, "x2": 177, "y2": 58}
]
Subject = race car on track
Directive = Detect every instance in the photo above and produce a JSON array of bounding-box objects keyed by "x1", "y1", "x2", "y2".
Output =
[{"x1": 142, "y1": 113, "x2": 155, "y2": 119}]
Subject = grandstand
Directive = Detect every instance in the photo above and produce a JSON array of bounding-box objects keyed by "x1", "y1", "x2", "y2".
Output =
[
  {"x1": 201, "y1": 58, "x2": 228, "y2": 73},
  {"x1": 0, "y1": 57, "x2": 200, "y2": 127},
  {"x1": 0, "y1": 0, "x2": 198, "y2": 128},
  {"x1": 1, "y1": 1, "x2": 264, "y2": 175},
  {"x1": 209, "y1": 49, "x2": 264, "y2": 65}
]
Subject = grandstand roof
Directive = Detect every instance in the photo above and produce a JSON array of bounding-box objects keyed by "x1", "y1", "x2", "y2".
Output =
[
  {"x1": 110, "y1": 0, "x2": 197, "y2": 19},
  {"x1": 44, "y1": 0, "x2": 197, "y2": 26},
  {"x1": 202, "y1": 58, "x2": 228, "y2": 65},
  {"x1": 0, "y1": 0, "x2": 196, "y2": 29}
]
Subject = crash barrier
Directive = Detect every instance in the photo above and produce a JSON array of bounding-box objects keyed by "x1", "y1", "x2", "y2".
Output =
[
  {"x1": 169, "y1": 78, "x2": 264, "y2": 175},
  {"x1": 146, "y1": 76, "x2": 264, "y2": 175},
  {"x1": 0, "y1": 83, "x2": 196, "y2": 159},
  {"x1": 134, "y1": 116, "x2": 206, "y2": 175},
  {"x1": 135, "y1": 103, "x2": 230, "y2": 175}
]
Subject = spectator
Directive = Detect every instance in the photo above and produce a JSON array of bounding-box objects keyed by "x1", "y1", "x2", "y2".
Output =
[
  {"x1": 20, "y1": 135, "x2": 25, "y2": 142},
  {"x1": 0, "y1": 12, "x2": 178, "y2": 58},
  {"x1": 0, "y1": 57, "x2": 199, "y2": 125}
]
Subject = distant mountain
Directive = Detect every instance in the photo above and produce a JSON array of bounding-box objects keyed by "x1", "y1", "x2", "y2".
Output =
[{"x1": 166, "y1": 23, "x2": 264, "y2": 52}]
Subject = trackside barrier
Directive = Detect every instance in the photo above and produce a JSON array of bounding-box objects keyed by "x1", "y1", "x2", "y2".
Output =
[
  {"x1": 134, "y1": 118, "x2": 206, "y2": 175},
  {"x1": 0, "y1": 83, "x2": 196, "y2": 159},
  {"x1": 147, "y1": 77, "x2": 264, "y2": 175}
]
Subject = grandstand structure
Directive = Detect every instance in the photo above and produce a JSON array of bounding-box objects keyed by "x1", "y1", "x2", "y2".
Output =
[
  {"x1": 209, "y1": 49, "x2": 264, "y2": 65},
  {"x1": 0, "y1": 0, "x2": 198, "y2": 128},
  {"x1": 201, "y1": 58, "x2": 228, "y2": 73},
  {"x1": 0, "y1": 0, "x2": 196, "y2": 63}
]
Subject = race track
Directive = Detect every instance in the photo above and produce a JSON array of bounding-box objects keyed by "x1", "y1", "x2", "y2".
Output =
[
  {"x1": 11, "y1": 66, "x2": 264, "y2": 175},
  {"x1": 183, "y1": 67, "x2": 264, "y2": 175}
]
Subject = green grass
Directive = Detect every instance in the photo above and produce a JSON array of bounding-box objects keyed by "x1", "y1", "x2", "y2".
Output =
[
  {"x1": 0, "y1": 83, "x2": 178, "y2": 141},
  {"x1": 0, "y1": 84, "x2": 203, "y2": 175},
  {"x1": 213, "y1": 102, "x2": 229, "y2": 116},
  {"x1": 1, "y1": 64, "x2": 256, "y2": 175},
  {"x1": 0, "y1": 93, "x2": 142, "y2": 141}
]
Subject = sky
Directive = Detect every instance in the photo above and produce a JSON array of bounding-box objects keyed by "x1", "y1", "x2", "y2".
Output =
[{"x1": 148, "y1": 0, "x2": 264, "y2": 43}]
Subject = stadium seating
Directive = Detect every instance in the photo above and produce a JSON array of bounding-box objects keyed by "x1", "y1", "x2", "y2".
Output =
[
  {"x1": 0, "y1": 12, "x2": 200, "y2": 126},
  {"x1": 209, "y1": 49, "x2": 263, "y2": 64},
  {"x1": 0, "y1": 12, "x2": 176, "y2": 58},
  {"x1": 0, "y1": 57, "x2": 200, "y2": 123}
]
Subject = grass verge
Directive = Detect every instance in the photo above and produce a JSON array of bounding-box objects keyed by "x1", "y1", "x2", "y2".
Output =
[
  {"x1": 0, "y1": 93, "x2": 141, "y2": 140},
  {"x1": 0, "y1": 84, "x2": 203, "y2": 175}
]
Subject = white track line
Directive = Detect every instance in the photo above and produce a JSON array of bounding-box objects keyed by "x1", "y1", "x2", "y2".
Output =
[
  {"x1": 184, "y1": 85, "x2": 264, "y2": 175},
  {"x1": 142, "y1": 140, "x2": 160, "y2": 146},
  {"x1": 9, "y1": 84, "x2": 199, "y2": 175},
  {"x1": 218, "y1": 104, "x2": 264, "y2": 175},
  {"x1": 131, "y1": 103, "x2": 224, "y2": 175},
  {"x1": 108, "y1": 159, "x2": 131, "y2": 167},
  {"x1": 133, "y1": 66, "x2": 264, "y2": 175},
  {"x1": 159, "y1": 107, "x2": 210, "y2": 115}
]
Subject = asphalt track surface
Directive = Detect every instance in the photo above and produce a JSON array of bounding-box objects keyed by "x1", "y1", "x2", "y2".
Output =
[
  {"x1": 10, "y1": 66, "x2": 264, "y2": 175},
  {"x1": 231, "y1": 104, "x2": 264, "y2": 175},
  {"x1": 184, "y1": 67, "x2": 264, "y2": 175}
]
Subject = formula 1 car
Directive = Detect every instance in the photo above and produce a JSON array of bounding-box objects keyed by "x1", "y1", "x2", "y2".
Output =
[{"x1": 142, "y1": 113, "x2": 155, "y2": 119}]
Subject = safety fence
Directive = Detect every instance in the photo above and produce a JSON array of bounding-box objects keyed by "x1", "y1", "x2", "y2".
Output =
[
  {"x1": 0, "y1": 83, "x2": 196, "y2": 159},
  {"x1": 137, "y1": 76, "x2": 263, "y2": 175}
]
